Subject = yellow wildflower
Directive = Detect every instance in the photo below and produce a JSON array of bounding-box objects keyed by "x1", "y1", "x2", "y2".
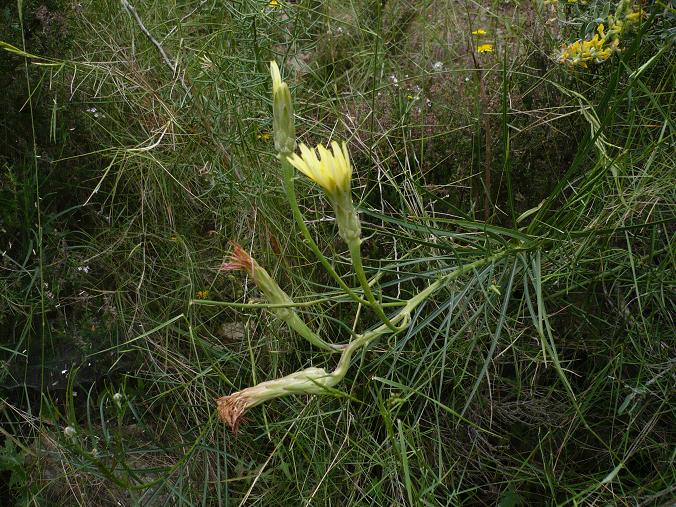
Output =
[
  {"x1": 624, "y1": 8, "x2": 645, "y2": 26},
  {"x1": 268, "y1": 0, "x2": 280, "y2": 6},
  {"x1": 557, "y1": 26, "x2": 617, "y2": 68},
  {"x1": 477, "y1": 43, "x2": 494, "y2": 53},
  {"x1": 287, "y1": 141, "x2": 352, "y2": 196},
  {"x1": 472, "y1": 29, "x2": 487, "y2": 36},
  {"x1": 196, "y1": 290, "x2": 209, "y2": 299},
  {"x1": 287, "y1": 141, "x2": 361, "y2": 242},
  {"x1": 257, "y1": 132, "x2": 271, "y2": 141}
]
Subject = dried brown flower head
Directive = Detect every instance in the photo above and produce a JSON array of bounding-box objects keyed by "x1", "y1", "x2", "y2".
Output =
[
  {"x1": 216, "y1": 393, "x2": 250, "y2": 433},
  {"x1": 220, "y1": 241, "x2": 255, "y2": 275}
]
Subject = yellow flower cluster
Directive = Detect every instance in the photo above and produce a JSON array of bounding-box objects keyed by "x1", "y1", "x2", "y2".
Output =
[
  {"x1": 471, "y1": 28, "x2": 494, "y2": 54},
  {"x1": 608, "y1": 1, "x2": 646, "y2": 38},
  {"x1": 558, "y1": 24, "x2": 618, "y2": 68},
  {"x1": 557, "y1": 1, "x2": 646, "y2": 69}
]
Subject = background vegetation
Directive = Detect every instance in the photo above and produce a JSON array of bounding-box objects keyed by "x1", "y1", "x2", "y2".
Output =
[{"x1": 1, "y1": 0, "x2": 673, "y2": 505}]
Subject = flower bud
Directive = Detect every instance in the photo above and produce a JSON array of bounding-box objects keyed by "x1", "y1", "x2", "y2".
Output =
[{"x1": 270, "y1": 61, "x2": 296, "y2": 154}]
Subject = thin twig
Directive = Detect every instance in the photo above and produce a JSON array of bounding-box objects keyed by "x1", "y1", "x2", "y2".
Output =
[
  {"x1": 120, "y1": 0, "x2": 175, "y2": 71},
  {"x1": 120, "y1": 0, "x2": 191, "y2": 97}
]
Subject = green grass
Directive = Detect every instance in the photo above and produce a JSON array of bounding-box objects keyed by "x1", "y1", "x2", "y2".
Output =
[{"x1": 1, "y1": 0, "x2": 674, "y2": 505}]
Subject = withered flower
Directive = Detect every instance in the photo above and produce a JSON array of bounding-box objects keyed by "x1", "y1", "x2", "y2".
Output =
[
  {"x1": 220, "y1": 241, "x2": 255, "y2": 275},
  {"x1": 216, "y1": 367, "x2": 333, "y2": 432}
]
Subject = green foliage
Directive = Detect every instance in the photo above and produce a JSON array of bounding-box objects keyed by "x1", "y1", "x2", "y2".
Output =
[{"x1": 0, "y1": 439, "x2": 30, "y2": 505}]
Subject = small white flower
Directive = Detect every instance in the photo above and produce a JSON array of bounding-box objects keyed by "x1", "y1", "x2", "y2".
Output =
[
  {"x1": 432, "y1": 61, "x2": 444, "y2": 71},
  {"x1": 64, "y1": 426, "x2": 77, "y2": 437}
]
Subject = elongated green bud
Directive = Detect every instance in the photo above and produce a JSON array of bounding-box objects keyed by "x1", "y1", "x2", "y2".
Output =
[{"x1": 270, "y1": 61, "x2": 296, "y2": 154}]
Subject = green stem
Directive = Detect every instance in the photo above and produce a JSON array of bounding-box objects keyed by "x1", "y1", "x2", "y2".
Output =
[
  {"x1": 280, "y1": 155, "x2": 369, "y2": 306},
  {"x1": 347, "y1": 239, "x2": 397, "y2": 331},
  {"x1": 285, "y1": 312, "x2": 347, "y2": 353},
  {"x1": 327, "y1": 246, "x2": 517, "y2": 385}
]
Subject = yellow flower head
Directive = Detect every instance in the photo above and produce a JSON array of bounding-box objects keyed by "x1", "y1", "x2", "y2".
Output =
[
  {"x1": 196, "y1": 290, "x2": 209, "y2": 299},
  {"x1": 287, "y1": 141, "x2": 352, "y2": 195},
  {"x1": 472, "y1": 29, "x2": 487, "y2": 36},
  {"x1": 557, "y1": 23, "x2": 617, "y2": 68},
  {"x1": 477, "y1": 43, "x2": 494, "y2": 53}
]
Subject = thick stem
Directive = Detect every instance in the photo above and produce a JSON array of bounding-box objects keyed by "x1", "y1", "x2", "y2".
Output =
[
  {"x1": 217, "y1": 245, "x2": 524, "y2": 428},
  {"x1": 249, "y1": 256, "x2": 344, "y2": 352},
  {"x1": 285, "y1": 312, "x2": 347, "y2": 353}
]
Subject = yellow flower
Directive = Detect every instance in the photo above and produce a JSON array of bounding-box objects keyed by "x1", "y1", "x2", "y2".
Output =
[
  {"x1": 477, "y1": 43, "x2": 494, "y2": 53},
  {"x1": 196, "y1": 290, "x2": 209, "y2": 299},
  {"x1": 472, "y1": 29, "x2": 487, "y2": 36},
  {"x1": 287, "y1": 141, "x2": 352, "y2": 196},
  {"x1": 406, "y1": 94, "x2": 413, "y2": 100},
  {"x1": 268, "y1": 0, "x2": 280, "y2": 6},
  {"x1": 557, "y1": 24, "x2": 618, "y2": 68},
  {"x1": 257, "y1": 132, "x2": 271, "y2": 141}
]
